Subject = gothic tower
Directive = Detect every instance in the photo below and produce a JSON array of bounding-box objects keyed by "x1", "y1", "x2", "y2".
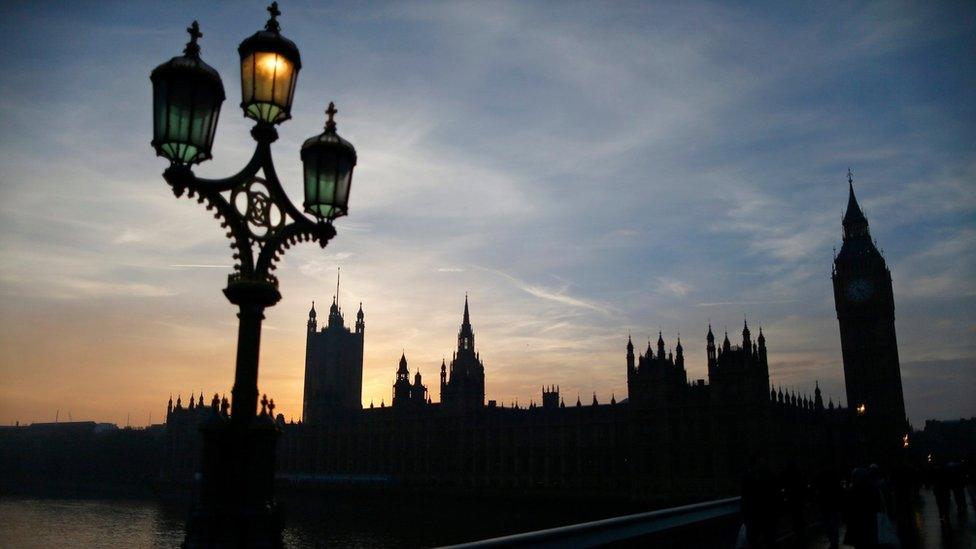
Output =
[
  {"x1": 393, "y1": 352, "x2": 412, "y2": 408},
  {"x1": 302, "y1": 274, "x2": 365, "y2": 424},
  {"x1": 832, "y1": 171, "x2": 907, "y2": 459},
  {"x1": 440, "y1": 295, "x2": 486, "y2": 411}
]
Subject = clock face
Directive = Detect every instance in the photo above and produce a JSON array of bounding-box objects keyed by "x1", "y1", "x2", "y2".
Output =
[{"x1": 846, "y1": 278, "x2": 873, "y2": 302}]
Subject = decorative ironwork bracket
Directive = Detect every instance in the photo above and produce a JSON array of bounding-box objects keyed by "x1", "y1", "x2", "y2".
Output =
[{"x1": 163, "y1": 123, "x2": 336, "y2": 305}]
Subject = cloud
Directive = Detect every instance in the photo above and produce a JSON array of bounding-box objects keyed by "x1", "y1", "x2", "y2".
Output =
[
  {"x1": 479, "y1": 266, "x2": 612, "y2": 315},
  {"x1": 694, "y1": 299, "x2": 800, "y2": 308},
  {"x1": 658, "y1": 277, "x2": 691, "y2": 298},
  {"x1": 57, "y1": 279, "x2": 178, "y2": 299},
  {"x1": 113, "y1": 229, "x2": 144, "y2": 244},
  {"x1": 519, "y1": 283, "x2": 610, "y2": 315}
]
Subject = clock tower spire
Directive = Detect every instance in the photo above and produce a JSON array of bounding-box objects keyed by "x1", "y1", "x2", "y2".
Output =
[{"x1": 832, "y1": 170, "x2": 907, "y2": 462}]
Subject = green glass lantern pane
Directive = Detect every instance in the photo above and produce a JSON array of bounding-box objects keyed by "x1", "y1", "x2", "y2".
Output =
[
  {"x1": 316, "y1": 174, "x2": 337, "y2": 214},
  {"x1": 162, "y1": 142, "x2": 200, "y2": 163},
  {"x1": 247, "y1": 103, "x2": 283, "y2": 123},
  {"x1": 334, "y1": 157, "x2": 352, "y2": 207},
  {"x1": 188, "y1": 88, "x2": 215, "y2": 149},
  {"x1": 304, "y1": 161, "x2": 319, "y2": 210},
  {"x1": 167, "y1": 82, "x2": 192, "y2": 141}
]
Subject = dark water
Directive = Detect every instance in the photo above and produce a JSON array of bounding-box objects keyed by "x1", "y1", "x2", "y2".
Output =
[
  {"x1": 0, "y1": 491, "x2": 647, "y2": 548},
  {"x1": 0, "y1": 497, "x2": 184, "y2": 548}
]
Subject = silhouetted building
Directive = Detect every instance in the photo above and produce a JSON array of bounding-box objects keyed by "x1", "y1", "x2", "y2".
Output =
[
  {"x1": 271, "y1": 298, "x2": 851, "y2": 499},
  {"x1": 161, "y1": 178, "x2": 918, "y2": 499},
  {"x1": 392, "y1": 353, "x2": 429, "y2": 409},
  {"x1": 160, "y1": 391, "x2": 227, "y2": 483},
  {"x1": 0, "y1": 421, "x2": 165, "y2": 492},
  {"x1": 440, "y1": 296, "x2": 485, "y2": 412},
  {"x1": 912, "y1": 418, "x2": 976, "y2": 463},
  {"x1": 832, "y1": 171, "x2": 908, "y2": 462},
  {"x1": 302, "y1": 283, "x2": 365, "y2": 424}
]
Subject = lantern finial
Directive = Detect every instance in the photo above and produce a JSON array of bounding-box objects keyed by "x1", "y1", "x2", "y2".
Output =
[
  {"x1": 184, "y1": 21, "x2": 202, "y2": 57},
  {"x1": 265, "y1": 2, "x2": 282, "y2": 33},
  {"x1": 325, "y1": 102, "x2": 338, "y2": 133}
]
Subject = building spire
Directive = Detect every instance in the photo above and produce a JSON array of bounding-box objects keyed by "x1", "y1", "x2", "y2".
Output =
[
  {"x1": 458, "y1": 294, "x2": 474, "y2": 351},
  {"x1": 843, "y1": 168, "x2": 869, "y2": 238},
  {"x1": 397, "y1": 351, "x2": 409, "y2": 378}
]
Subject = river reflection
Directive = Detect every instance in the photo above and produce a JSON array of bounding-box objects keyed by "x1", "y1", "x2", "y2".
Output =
[
  {"x1": 0, "y1": 492, "x2": 645, "y2": 548},
  {"x1": 0, "y1": 497, "x2": 185, "y2": 548}
]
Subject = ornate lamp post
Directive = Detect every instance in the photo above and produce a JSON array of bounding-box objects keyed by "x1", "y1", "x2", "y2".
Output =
[{"x1": 150, "y1": 4, "x2": 357, "y2": 546}]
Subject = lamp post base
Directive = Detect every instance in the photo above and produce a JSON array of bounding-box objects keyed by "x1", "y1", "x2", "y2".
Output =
[{"x1": 183, "y1": 413, "x2": 283, "y2": 548}]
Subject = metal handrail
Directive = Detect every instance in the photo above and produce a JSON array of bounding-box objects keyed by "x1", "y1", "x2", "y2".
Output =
[{"x1": 442, "y1": 496, "x2": 741, "y2": 548}]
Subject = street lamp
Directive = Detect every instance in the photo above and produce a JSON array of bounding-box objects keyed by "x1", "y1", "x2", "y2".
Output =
[
  {"x1": 150, "y1": 4, "x2": 357, "y2": 546},
  {"x1": 238, "y1": 2, "x2": 300, "y2": 124}
]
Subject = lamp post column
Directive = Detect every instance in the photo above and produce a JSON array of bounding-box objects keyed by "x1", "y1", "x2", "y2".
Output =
[
  {"x1": 225, "y1": 281, "x2": 281, "y2": 423},
  {"x1": 232, "y1": 303, "x2": 264, "y2": 421}
]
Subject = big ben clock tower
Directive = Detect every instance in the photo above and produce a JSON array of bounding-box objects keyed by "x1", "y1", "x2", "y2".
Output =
[{"x1": 832, "y1": 170, "x2": 907, "y2": 461}]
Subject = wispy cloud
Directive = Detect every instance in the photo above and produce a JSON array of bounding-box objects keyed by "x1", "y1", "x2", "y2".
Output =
[
  {"x1": 694, "y1": 299, "x2": 800, "y2": 308},
  {"x1": 479, "y1": 266, "x2": 612, "y2": 315}
]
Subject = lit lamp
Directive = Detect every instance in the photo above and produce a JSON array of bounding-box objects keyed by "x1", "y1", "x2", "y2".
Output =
[
  {"x1": 238, "y1": 2, "x2": 301, "y2": 124},
  {"x1": 150, "y1": 21, "x2": 225, "y2": 165},
  {"x1": 301, "y1": 102, "x2": 357, "y2": 220},
  {"x1": 856, "y1": 403, "x2": 866, "y2": 416}
]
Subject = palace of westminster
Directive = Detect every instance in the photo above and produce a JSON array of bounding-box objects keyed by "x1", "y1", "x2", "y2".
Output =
[{"x1": 163, "y1": 176, "x2": 909, "y2": 499}]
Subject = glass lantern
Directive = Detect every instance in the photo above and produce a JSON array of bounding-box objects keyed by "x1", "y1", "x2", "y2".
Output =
[
  {"x1": 150, "y1": 22, "x2": 225, "y2": 165},
  {"x1": 301, "y1": 103, "x2": 357, "y2": 220},
  {"x1": 238, "y1": 3, "x2": 301, "y2": 125}
]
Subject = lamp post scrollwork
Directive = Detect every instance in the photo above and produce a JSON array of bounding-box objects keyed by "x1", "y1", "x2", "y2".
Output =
[{"x1": 150, "y1": 4, "x2": 357, "y2": 545}]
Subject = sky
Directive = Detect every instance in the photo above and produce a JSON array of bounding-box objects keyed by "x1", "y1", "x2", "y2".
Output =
[{"x1": 0, "y1": 1, "x2": 973, "y2": 428}]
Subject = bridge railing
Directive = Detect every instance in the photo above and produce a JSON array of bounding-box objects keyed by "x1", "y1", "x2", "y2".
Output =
[{"x1": 442, "y1": 496, "x2": 741, "y2": 548}]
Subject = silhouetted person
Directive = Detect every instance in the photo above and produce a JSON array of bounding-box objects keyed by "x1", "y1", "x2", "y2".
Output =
[
  {"x1": 815, "y1": 467, "x2": 843, "y2": 549},
  {"x1": 741, "y1": 458, "x2": 778, "y2": 548},
  {"x1": 844, "y1": 467, "x2": 879, "y2": 548},
  {"x1": 890, "y1": 460, "x2": 920, "y2": 546},
  {"x1": 947, "y1": 461, "x2": 968, "y2": 519},
  {"x1": 931, "y1": 464, "x2": 952, "y2": 523}
]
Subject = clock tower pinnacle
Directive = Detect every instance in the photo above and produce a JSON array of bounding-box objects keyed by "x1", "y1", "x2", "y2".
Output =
[{"x1": 832, "y1": 170, "x2": 907, "y2": 462}]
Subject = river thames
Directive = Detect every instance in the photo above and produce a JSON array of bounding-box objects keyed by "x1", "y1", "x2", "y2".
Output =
[{"x1": 0, "y1": 491, "x2": 647, "y2": 548}]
